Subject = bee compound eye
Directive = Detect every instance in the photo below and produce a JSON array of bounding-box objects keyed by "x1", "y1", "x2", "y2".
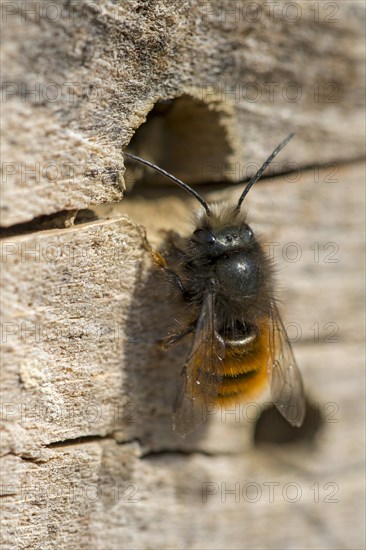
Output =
[
  {"x1": 241, "y1": 225, "x2": 253, "y2": 241},
  {"x1": 193, "y1": 229, "x2": 216, "y2": 244}
]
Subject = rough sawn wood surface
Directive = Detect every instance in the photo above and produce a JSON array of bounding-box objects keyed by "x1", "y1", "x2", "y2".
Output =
[
  {"x1": 1, "y1": 0, "x2": 365, "y2": 226},
  {"x1": 1, "y1": 1, "x2": 365, "y2": 549},
  {"x1": 1, "y1": 164, "x2": 365, "y2": 549}
]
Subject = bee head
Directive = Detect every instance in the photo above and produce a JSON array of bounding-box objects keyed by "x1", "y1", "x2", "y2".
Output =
[{"x1": 191, "y1": 205, "x2": 258, "y2": 258}]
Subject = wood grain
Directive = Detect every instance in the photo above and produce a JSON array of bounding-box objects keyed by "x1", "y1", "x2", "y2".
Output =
[
  {"x1": 1, "y1": 0, "x2": 365, "y2": 225},
  {"x1": 1, "y1": 1, "x2": 365, "y2": 547},
  {"x1": 1, "y1": 163, "x2": 364, "y2": 549}
]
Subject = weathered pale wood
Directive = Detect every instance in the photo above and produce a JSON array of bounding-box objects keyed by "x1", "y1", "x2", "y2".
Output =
[
  {"x1": 1, "y1": 1, "x2": 365, "y2": 546},
  {"x1": 1, "y1": 0, "x2": 365, "y2": 226},
  {"x1": 1, "y1": 164, "x2": 365, "y2": 549}
]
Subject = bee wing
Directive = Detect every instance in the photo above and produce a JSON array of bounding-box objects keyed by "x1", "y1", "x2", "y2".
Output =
[
  {"x1": 268, "y1": 303, "x2": 306, "y2": 427},
  {"x1": 173, "y1": 288, "x2": 225, "y2": 437}
]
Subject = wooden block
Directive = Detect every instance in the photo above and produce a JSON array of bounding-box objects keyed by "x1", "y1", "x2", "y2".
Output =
[
  {"x1": 1, "y1": 163, "x2": 364, "y2": 548},
  {"x1": 1, "y1": 0, "x2": 365, "y2": 225}
]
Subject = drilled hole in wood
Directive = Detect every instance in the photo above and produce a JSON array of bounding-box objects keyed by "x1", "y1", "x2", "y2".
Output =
[
  {"x1": 125, "y1": 95, "x2": 233, "y2": 188},
  {"x1": 253, "y1": 399, "x2": 324, "y2": 446}
]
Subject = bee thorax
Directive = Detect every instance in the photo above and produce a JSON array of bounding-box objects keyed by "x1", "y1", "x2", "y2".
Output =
[{"x1": 215, "y1": 253, "x2": 264, "y2": 303}]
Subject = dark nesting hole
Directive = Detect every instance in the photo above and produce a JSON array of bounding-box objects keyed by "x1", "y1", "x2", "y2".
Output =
[
  {"x1": 0, "y1": 209, "x2": 95, "y2": 238},
  {"x1": 125, "y1": 95, "x2": 232, "y2": 189},
  {"x1": 74, "y1": 209, "x2": 99, "y2": 224},
  {"x1": 254, "y1": 399, "x2": 324, "y2": 446}
]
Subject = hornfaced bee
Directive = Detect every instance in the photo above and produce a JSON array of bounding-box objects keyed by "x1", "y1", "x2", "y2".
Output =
[{"x1": 125, "y1": 134, "x2": 305, "y2": 437}]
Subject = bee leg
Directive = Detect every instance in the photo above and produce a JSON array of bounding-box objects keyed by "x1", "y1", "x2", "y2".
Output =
[
  {"x1": 159, "y1": 326, "x2": 195, "y2": 350},
  {"x1": 138, "y1": 226, "x2": 189, "y2": 298},
  {"x1": 164, "y1": 268, "x2": 189, "y2": 297},
  {"x1": 152, "y1": 251, "x2": 188, "y2": 297},
  {"x1": 139, "y1": 226, "x2": 170, "y2": 269}
]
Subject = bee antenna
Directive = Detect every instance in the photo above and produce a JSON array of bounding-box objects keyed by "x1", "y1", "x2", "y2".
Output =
[
  {"x1": 236, "y1": 133, "x2": 295, "y2": 210},
  {"x1": 124, "y1": 153, "x2": 211, "y2": 215}
]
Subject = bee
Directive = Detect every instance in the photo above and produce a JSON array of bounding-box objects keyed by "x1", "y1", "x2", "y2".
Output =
[{"x1": 125, "y1": 134, "x2": 306, "y2": 437}]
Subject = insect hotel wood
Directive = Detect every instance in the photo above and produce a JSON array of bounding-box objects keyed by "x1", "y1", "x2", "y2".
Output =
[{"x1": 1, "y1": 1, "x2": 365, "y2": 549}]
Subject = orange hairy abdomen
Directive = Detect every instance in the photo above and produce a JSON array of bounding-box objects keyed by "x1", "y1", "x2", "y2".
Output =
[{"x1": 216, "y1": 324, "x2": 270, "y2": 405}]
